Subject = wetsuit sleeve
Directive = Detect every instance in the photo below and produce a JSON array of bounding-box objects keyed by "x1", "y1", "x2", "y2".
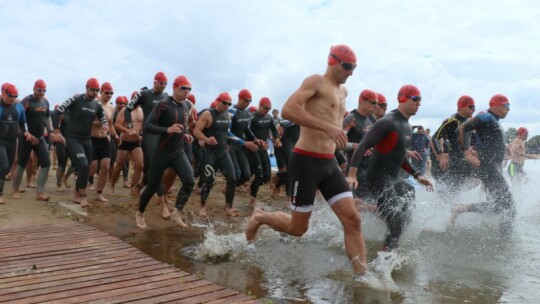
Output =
[
  {"x1": 96, "y1": 104, "x2": 108, "y2": 126},
  {"x1": 144, "y1": 102, "x2": 169, "y2": 134},
  {"x1": 125, "y1": 91, "x2": 142, "y2": 126},
  {"x1": 460, "y1": 116, "x2": 481, "y2": 149},
  {"x1": 226, "y1": 107, "x2": 245, "y2": 145},
  {"x1": 16, "y1": 103, "x2": 28, "y2": 133},
  {"x1": 350, "y1": 119, "x2": 394, "y2": 169},
  {"x1": 401, "y1": 157, "x2": 419, "y2": 177},
  {"x1": 432, "y1": 118, "x2": 455, "y2": 154}
]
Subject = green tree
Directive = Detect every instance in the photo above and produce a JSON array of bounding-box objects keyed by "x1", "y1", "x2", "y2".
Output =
[{"x1": 526, "y1": 135, "x2": 540, "y2": 154}]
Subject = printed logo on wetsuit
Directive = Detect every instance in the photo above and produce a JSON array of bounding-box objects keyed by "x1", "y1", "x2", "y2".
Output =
[
  {"x1": 76, "y1": 153, "x2": 86, "y2": 158},
  {"x1": 7, "y1": 114, "x2": 13, "y2": 121},
  {"x1": 291, "y1": 180, "x2": 299, "y2": 204},
  {"x1": 81, "y1": 107, "x2": 96, "y2": 113}
]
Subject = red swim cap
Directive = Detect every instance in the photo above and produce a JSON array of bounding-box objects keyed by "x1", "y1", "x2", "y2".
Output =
[
  {"x1": 259, "y1": 97, "x2": 271, "y2": 108},
  {"x1": 359, "y1": 89, "x2": 378, "y2": 102},
  {"x1": 4, "y1": 84, "x2": 18, "y2": 96},
  {"x1": 457, "y1": 95, "x2": 475, "y2": 108},
  {"x1": 101, "y1": 82, "x2": 113, "y2": 92},
  {"x1": 187, "y1": 94, "x2": 196, "y2": 104},
  {"x1": 173, "y1": 76, "x2": 191, "y2": 87},
  {"x1": 489, "y1": 94, "x2": 509, "y2": 107},
  {"x1": 248, "y1": 105, "x2": 257, "y2": 113},
  {"x1": 377, "y1": 93, "x2": 387, "y2": 104},
  {"x1": 239, "y1": 89, "x2": 252, "y2": 100},
  {"x1": 115, "y1": 96, "x2": 126, "y2": 104},
  {"x1": 154, "y1": 72, "x2": 168, "y2": 83},
  {"x1": 328, "y1": 44, "x2": 357, "y2": 65},
  {"x1": 517, "y1": 127, "x2": 528, "y2": 136},
  {"x1": 397, "y1": 85, "x2": 421, "y2": 103},
  {"x1": 34, "y1": 79, "x2": 46, "y2": 89},
  {"x1": 86, "y1": 78, "x2": 100, "y2": 89},
  {"x1": 210, "y1": 100, "x2": 218, "y2": 108},
  {"x1": 218, "y1": 92, "x2": 232, "y2": 102},
  {"x1": 1, "y1": 82, "x2": 12, "y2": 93}
]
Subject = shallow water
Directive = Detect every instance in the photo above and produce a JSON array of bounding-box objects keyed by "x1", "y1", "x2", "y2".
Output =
[{"x1": 128, "y1": 160, "x2": 540, "y2": 303}]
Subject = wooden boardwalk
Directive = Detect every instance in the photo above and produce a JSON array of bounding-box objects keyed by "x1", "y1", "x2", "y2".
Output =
[{"x1": 0, "y1": 222, "x2": 258, "y2": 304}]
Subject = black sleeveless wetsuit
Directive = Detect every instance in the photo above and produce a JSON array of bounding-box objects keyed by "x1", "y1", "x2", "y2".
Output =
[{"x1": 0, "y1": 100, "x2": 27, "y2": 196}]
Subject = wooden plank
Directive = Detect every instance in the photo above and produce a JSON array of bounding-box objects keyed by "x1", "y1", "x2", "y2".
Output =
[
  {"x1": 177, "y1": 288, "x2": 242, "y2": 304},
  {"x1": 134, "y1": 284, "x2": 227, "y2": 303},
  {"x1": 0, "y1": 223, "x2": 257, "y2": 304},
  {"x1": 0, "y1": 264, "x2": 178, "y2": 303},
  {"x1": 0, "y1": 255, "x2": 152, "y2": 283},
  {"x1": 0, "y1": 242, "x2": 135, "y2": 271},
  {"x1": 1, "y1": 258, "x2": 168, "y2": 289},
  {"x1": 48, "y1": 275, "x2": 202, "y2": 304},
  {"x1": 12, "y1": 271, "x2": 190, "y2": 304}
]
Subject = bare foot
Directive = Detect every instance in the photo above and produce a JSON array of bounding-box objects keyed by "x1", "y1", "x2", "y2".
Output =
[
  {"x1": 88, "y1": 184, "x2": 97, "y2": 191},
  {"x1": 123, "y1": 180, "x2": 131, "y2": 188},
  {"x1": 225, "y1": 207, "x2": 240, "y2": 217},
  {"x1": 12, "y1": 190, "x2": 22, "y2": 199},
  {"x1": 36, "y1": 193, "x2": 50, "y2": 202},
  {"x1": 170, "y1": 209, "x2": 188, "y2": 228},
  {"x1": 96, "y1": 192, "x2": 108, "y2": 202},
  {"x1": 449, "y1": 204, "x2": 469, "y2": 228},
  {"x1": 63, "y1": 177, "x2": 71, "y2": 189},
  {"x1": 56, "y1": 185, "x2": 65, "y2": 192},
  {"x1": 161, "y1": 203, "x2": 171, "y2": 219},
  {"x1": 0, "y1": 197, "x2": 4, "y2": 204},
  {"x1": 199, "y1": 206, "x2": 207, "y2": 218},
  {"x1": 80, "y1": 197, "x2": 89, "y2": 208},
  {"x1": 245, "y1": 209, "x2": 264, "y2": 241},
  {"x1": 130, "y1": 186, "x2": 140, "y2": 197},
  {"x1": 26, "y1": 183, "x2": 36, "y2": 189},
  {"x1": 136, "y1": 211, "x2": 148, "y2": 229}
]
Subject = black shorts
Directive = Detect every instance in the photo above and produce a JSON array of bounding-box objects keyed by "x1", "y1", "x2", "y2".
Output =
[
  {"x1": 91, "y1": 137, "x2": 112, "y2": 161},
  {"x1": 118, "y1": 140, "x2": 141, "y2": 151},
  {"x1": 288, "y1": 148, "x2": 352, "y2": 212}
]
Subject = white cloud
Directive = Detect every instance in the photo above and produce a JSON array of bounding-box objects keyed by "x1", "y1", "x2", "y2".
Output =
[{"x1": 2, "y1": 0, "x2": 540, "y2": 133}]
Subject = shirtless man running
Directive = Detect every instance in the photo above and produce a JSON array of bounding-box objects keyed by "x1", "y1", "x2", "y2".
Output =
[{"x1": 246, "y1": 44, "x2": 367, "y2": 275}]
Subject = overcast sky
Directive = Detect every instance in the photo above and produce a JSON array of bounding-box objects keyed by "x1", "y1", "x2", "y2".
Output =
[{"x1": 2, "y1": 0, "x2": 540, "y2": 134}]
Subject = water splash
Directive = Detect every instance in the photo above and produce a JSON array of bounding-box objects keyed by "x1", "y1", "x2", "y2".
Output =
[{"x1": 194, "y1": 225, "x2": 249, "y2": 262}]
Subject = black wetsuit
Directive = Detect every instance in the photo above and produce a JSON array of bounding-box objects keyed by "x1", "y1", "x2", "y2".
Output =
[
  {"x1": 227, "y1": 105, "x2": 256, "y2": 185},
  {"x1": 55, "y1": 94, "x2": 108, "y2": 191},
  {"x1": 350, "y1": 109, "x2": 419, "y2": 249},
  {"x1": 460, "y1": 111, "x2": 515, "y2": 234},
  {"x1": 200, "y1": 109, "x2": 236, "y2": 208},
  {"x1": 138, "y1": 97, "x2": 194, "y2": 213},
  {"x1": 248, "y1": 111, "x2": 278, "y2": 198},
  {"x1": 51, "y1": 109, "x2": 69, "y2": 187},
  {"x1": 125, "y1": 89, "x2": 168, "y2": 195},
  {"x1": 193, "y1": 108, "x2": 209, "y2": 182},
  {"x1": 0, "y1": 100, "x2": 27, "y2": 196},
  {"x1": 13, "y1": 95, "x2": 52, "y2": 193},
  {"x1": 275, "y1": 120, "x2": 300, "y2": 195},
  {"x1": 431, "y1": 113, "x2": 475, "y2": 199},
  {"x1": 343, "y1": 110, "x2": 376, "y2": 198}
]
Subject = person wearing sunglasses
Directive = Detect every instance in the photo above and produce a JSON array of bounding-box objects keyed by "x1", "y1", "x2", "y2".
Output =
[
  {"x1": 347, "y1": 84, "x2": 433, "y2": 252},
  {"x1": 430, "y1": 95, "x2": 477, "y2": 203},
  {"x1": 136, "y1": 76, "x2": 195, "y2": 229},
  {"x1": 11, "y1": 80, "x2": 54, "y2": 202},
  {"x1": 193, "y1": 92, "x2": 239, "y2": 218},
  {"x1": 227, "y1": 89, "x2": 262, "y2": 193},
  {"x1": 124, "y1": 72, "x2": 170, "y2": 214},
  {"x1": 0, "y1": 84, "x2": 33, "y2": 204},
  {"x1": 247, "y1": 97, "x2": 280, "y2": 206},
  {"x1": 86, "y1": 82, "x2": 118, "y2": 203},
  {"x1": 53, "y1": 78, "x2": 109, "y2": 208},
  {"x1": 450, "y1": 94, "x2": 516, "y2": 235},
  {"x1": 375, "y1": 92, "x2": 388, "y2": 120},
  {"x1": 342, "y1": 89, "x2": 378, "y2": 213},
  {"x1": 245, "y1": 44, "x2": 368, "y2": 275}
]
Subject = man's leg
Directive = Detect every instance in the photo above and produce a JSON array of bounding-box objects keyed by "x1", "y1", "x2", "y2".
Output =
[{"x1": 331, "y1": 197, "x2": 367, "y2": 274}]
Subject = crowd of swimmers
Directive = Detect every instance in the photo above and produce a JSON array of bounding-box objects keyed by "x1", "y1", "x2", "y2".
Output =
[{"x1": 0, "y1": 43, "x2": 535, "y2": 275}]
